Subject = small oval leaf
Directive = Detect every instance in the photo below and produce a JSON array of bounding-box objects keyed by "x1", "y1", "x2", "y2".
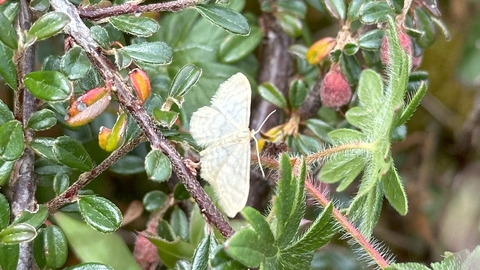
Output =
[
  {"x1": 0, "y1": 10, "x2": 17, "y2": 50},
  {"x1": 0, "y1": 223, "x2": 37, "y2": 245},
  {"x1": 142, "y1": 190, "x2": 167, "y2": 212},
  {"x1": 195, "y1": 4, "x2": 249, "y2": 35},
  {"x1": 33, "y1": 225, "x2": 68, "y2": 269},
  {"x1": 109, "y1": 15, "x2": 159, "y2": 37},
  {"x1": 53, "y1": 136, "x2": 93, "y2": 172},
  {"x1": 122, "y1": 42, "x2": 172, "y2": 65},
  {"x1": 27, "y1": 11, "x2": 70, "y2": 42},
  {"x1": 61, "y1": 47, "x2": 92, "y2": 80},
  {"x1": 24, "y1": 71, "x2": 71, "y2": 101},
  {"x1": 78, "y1": 195, "x2": 122, "y2": 233},
  {"x1": 0, "y1": 120, "x2": 24, "y2": 161},
  {"x1": 144, "y1": 149, "x2": 172, "y2": 182},
  {"x1": 27, "y1": 109, "x2": 57, "y2": 131},
  {"x1": 218, "y1": 26, "x2": 262, "y2": 63},
  {"x1": 258, "y1": 83, "x2": 288, "y2": 109}
]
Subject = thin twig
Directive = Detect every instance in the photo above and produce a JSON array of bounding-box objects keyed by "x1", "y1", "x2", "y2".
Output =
[{"x1": 49, "y1": 0, "x2": 235, "y2": 238}]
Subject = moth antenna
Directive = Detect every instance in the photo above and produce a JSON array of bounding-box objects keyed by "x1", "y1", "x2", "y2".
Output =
[{"x1": 252, "y1": 110, "x2": 276, "y2": 178}]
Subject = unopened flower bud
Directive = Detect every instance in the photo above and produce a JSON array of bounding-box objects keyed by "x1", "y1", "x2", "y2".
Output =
[
  {"x1": 66, "y1": 86, "x2": 111, "y2": 127},
  {"x1": 380, "y1": 30, "x2": 412, "y2": 65},
  {"x1": 129, "y1": 68, "x2": 151, "y2": 104},
  {"x1": 320, "y1": 69, "x2": 352, "y2": 108}
]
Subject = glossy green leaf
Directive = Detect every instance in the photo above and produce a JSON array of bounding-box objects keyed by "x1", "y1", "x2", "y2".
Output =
[
  {"x1": 192, "y1": 234, "x2": 218, "y2": 270},
  {"x1": 319, "y1": 156, "x2": 365, "y2": 188},
  {"x1": 0, "y1": 223, "x2": 36, "y2": 244},
  {"x1": 54, "y1": 213, "x2": 138, "y2": 270},
  {"x1": 189, "y1": 205, "x2": 206, "y2": 247},
  {"x1": 324, "y1": 0, "x2": 346, "y2": 21},
  {"x1": 0, "y1": 243, "x2": 18, "y2": 270},
  {"x1": 305, "y1": 119, "x2": 333, "y2": 143},
  {"x1": 359, "y1": 2, "x2": 392, "y2": 24},
  {"x1": 61, "y1": 47, "x2": 92, "y2": 80},
  {"x1": 339, "y1": 53, "x2": 361, "y2": 85},
  {"x1": 168, "y1": 64, "x2": 202, "y2": 99},
  {"x1": 0, "y1": 1, "x2": 19, "y2": 22},
  {"x1": 122, "y1": 42, "x2": 172, "y2": 65},
  {"x1": 29, "y1": 137, "x2": 58, "y2": 163},
  {"x1": 11, "y1": 205, "x2": 48, "y2": 229},
  {"x1": 258, "y1": 83, "x2": 288, "y2": 109},
  {"x1": 142, "y1": 190, "x2": 167, "y2": 212},
  {"x1": 0, "y1": 194, "x2": 8, "y2": 230},
  {"x1": 0, "y1": 10, "x2": 17, "y2": 49},
  {"x1": 347, "y1": 0, "x2": 370, "y2": 21},
  {"x1": 153, "y1": 109, "x2": 179, "y2": 129},
  {"x1": 54, "y1": 173, "x2": 69, "y2": 195},
  {"x1": 64, "y1": 263, "x2": 114, "y2": 270},
  {"x1": 225, "y1": 228, "x2": 263, "y2": 267},
  {"x1": 145, "y1": 149, "x2": 172, "y2": 182},
  {"x1": 34, "y1": 158, "x2": 70, "y2": 175},
  {"x1": 386, "y1": 0, "x2": 403, "y2": 14},
  {"x1": 90, "y1": 25, "x2": 110, "y2": 49},
  {"x1": 33, "y1": 225, "x2": 68, "y2": 269},
  {"x1": 27, "y1": 12, "x2": 70, "y2": 42},
  {"x1": 357, "y1": 69, "x2": 383, "y2": 109},
  {"x1": 110, "y1": 155, "x2": 145, "y2": 175},
  {"x1": 170, "y1": 208, "x2": 189, "y2": 241},
  {"x1": 276, "y1": 12, "x2": 302, "y2": 37},
  {"x1": 219, "y1": 26, "x2": 262, "y2": 63},
  {"x1": 195, "y1": 4, "x2": 249, "y2": 35},
  {"x1": 358, "y1": 29, "x2": 384, "y2": 51},
  {"x1": 0, "y1": 43, "x2": 17, "y2": 89},
  {"x1": 414, "y1": 7, "x2": 437, "y2": 48},
  {"x1": 30, "y1": 0, "x2": 50, "y2": 13},
  {"x1": 114, "y1": 50, "x2": 132, "y2": 70},
  {"x1": 27, "y1": 109, "x2": 57, "y2": 131},
  {"x1": 407, "y1": 71, "x2": 428, "y2": 92},
  {"x1": 24, "y1": 71, "x2": 71, "y2": 101},
  {"x1": 382, "y1": 166, "x2": 408, "y2": 215},
  {"x1": 294, "y1": 134, "x2": 322, "y2": 155},
  {"x1": 109, "y1": 15, "x2": 159, "y2": 37},
  {"x1": 0, "y1": 158, "x2": 14, "y2": 186},
  {"x1": 53, "y1": 136, "x2": 93, "y2": 171},
  {"x1": 0, "y1": 120, "x2": 24, "y2": 161},
  {"x1": 343, "y1": 42, "x2": 359, "y2": 55},
  {"x1": 289, "y1": 79, "x2": 308, "y2": 109},
  {"x1": 78, "y1": 195, "x2": 123, "y2": 233}
]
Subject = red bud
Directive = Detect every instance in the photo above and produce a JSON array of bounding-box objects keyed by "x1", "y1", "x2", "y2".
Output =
[
  {"x1": 320, "y1": 69, "x2": 352, "y2": 108},
  {"x1": 380, "y1": 30, "x2": 412, "y2": 66}
]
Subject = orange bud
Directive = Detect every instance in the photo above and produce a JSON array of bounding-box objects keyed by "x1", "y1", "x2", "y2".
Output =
[
  {"x1": 65, "y1": 87, "x2": 111, "y2": 127},
  {"x1": 306, "y1": 37, "x2": 336, "y2": 65},
  {"x1": 0, "y1": 0, "x2": 8, "y2": 5},
  {"x1": 98, "y1": 112, "x2": 128, "y2": 152},
  {"x1": 129, "y1": 68, "x2": 151, "y2": 104},
  {"x1": 98, "y1": 126, "x2": 112, "y2": 151}
]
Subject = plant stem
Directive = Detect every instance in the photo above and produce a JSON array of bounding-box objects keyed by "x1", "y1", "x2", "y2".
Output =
[
  {"x1": 45, "y1": 135, "x2": 147, "y2": 213},
  {"x1": 49, "y1": 0, "x2": 235, "y2": 238}
]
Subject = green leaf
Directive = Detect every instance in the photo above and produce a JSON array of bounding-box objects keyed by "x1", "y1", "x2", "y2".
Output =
[
  {"x1": 357, "y1": 69, "x2": 383, "y2": 109},
  {"x1": 0, "y1": 243, "x2": 19, "y2": 270},
  {"x1": 0, "y1": 194, "x2": 8, "y2": 230},
  {"x1": 0, "y1": 42, "x2": 17, "y2": 89},
  {"x1": 343, "y1": 42, "x2": 359, "y2": 55},
  {"x1": 54, "y1": 212, "x2": 138, "y2": 270},
  {"x1": 0, "y1": 120, "x2": 24, "y2": 161},
  {"x1": 24, "y1": 70, "x2": 71, "y2": 102},
  {"x1": 195, "y1": 4, "x2": 249, "y2": 35},
  {"x1": 386, "y1": 262, "x2": 431, "y2": 270},
  {"x1": 34, "y1": 158, "x2": 70, "y2": 175},
  {"x1": 110, "y1": 155, "x2": 145, "y2": 175},
  {"x1": 61, "y1": 47, "x2": 92, "y2": 80},
  {"x1": 276, "y1": 12, "x2": 302, "y2": 37},
  {"x1": 285, "y1": 203, "x2": 335, "y2": 252},
  {"x1": 288, "y1": 79, "x2": 308, "y2": 109},
  {"x1": 11, "y1": 205, "x2": 48, "y2": 229},
  {"x1": 339, "y1": 53, "x2": 361, "y2": 85},
  {"x1": 0, "y1": 223, "x2": 37, "y2": 244},
  {"x1": 189, "y1": 205, "x2": 206, "y2": 247},
  {"x1": 0, "y1": 1, "x2": 19, "y2": 22},
  {"x1": 145, "y1": 231, "x2": 196, "y2": 268},
  {"x1": 258, "y1": 83, "x2": 288, "y2": 109},
  {"x1": 53, "y1": 136, "x2": 93, "y2": 171},
  {"x1": 225, "y1": 228, "x2": 263, "y2": 267},
  {"x1": 345, "y1": 106, "x2": 370, "y2": 130},
  {"x1": 192, "y1": 234, "x2": 218, "y2": 270},
  {"x1": 109, "y1": 15, "x2": 159, "y2": 37},
  {"x1": 122, "y1": 41, "x2": 172, "y2": 65},
  {"x1": 324, "y1": 0, "x2": 346, "y2": 21},
  {"x1": 114, "y1": 50, "x2": 132, "y2": 70},
  {"x1": 386, "y1": 0, "x2": 404, "y2": 14},
  {"x1": 30, "y1": 0, "x2": 50, "y2": 13},
  {"x1": 29, "y1": 137, "x2": 58, "y2": 163},
  {"x1": 359, "y1": 2, "x2": 392, "y2": 24},
  {"x1": 169, "y1": 64, "x2": 202, "y2": 100},
  {"x1": 27, "y1": 12, "x2": 70, "y2": 42},
  {"x1": 0, "y1": 158, "x2": 14, "y2": 186},
  {"x1": 54, "y1": 173, "x2": 69, "y2": 195},
  {"x1": 90, "y1": 25, "x2": 110, "y2": 49},
  {"x1": 347, "y1": 0, "x2": 369, "y2": 21},
  {"x1": 358, "y1": 29, "x2": 384, "y2": 51},
  {"x1": 33, "y1": 225, "x2": 68, "y2": 269},
  {"x1": 305, "y1": 119, "x2": 333, "y2": 143},
  {"x1": 328, "y1": 128, "x2": 365, "y2": 143},
  {"x1": 319, "y1": 156, "x2": 365, "y2": 188},
  {"x1": 145, "y1": 149, "x2": 172, "y2": 182},
  {"x1": 382, "y1": 165, "x2": 408, "y2": 215},
  {"x1": 64, "y1": 263, "x2": 114, "y2": 270},
  {"x1": 0, "y1": 10, "x2": 17, "y2": 49},
  {"x1": 142, "y1": 190, "x2": 167, "y2": 212},
  {"x1": 27, "y1": 109, "x2": 57, "y2": 131},
  {"x1": 78, "y1": 195, "x2": 123, "y2": 233},
  {"x1": 153, "y1": 109, "x2": 179, "y2": 129},
  {"x1": 414, "y1": 7, "x2": 437, "y2": 48},
  {"x1": 397, "y1": 82, "x2": 427, "y2": 126},
  {"x1": 219, "y1": 26, "x2": 262, "y2": 63},
  {"x1": 241, "y1": 207, "x2": 276, "y2": 255},
  {"x1": 170, "y1": 208, "x2": 189, "y2": 241}
]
